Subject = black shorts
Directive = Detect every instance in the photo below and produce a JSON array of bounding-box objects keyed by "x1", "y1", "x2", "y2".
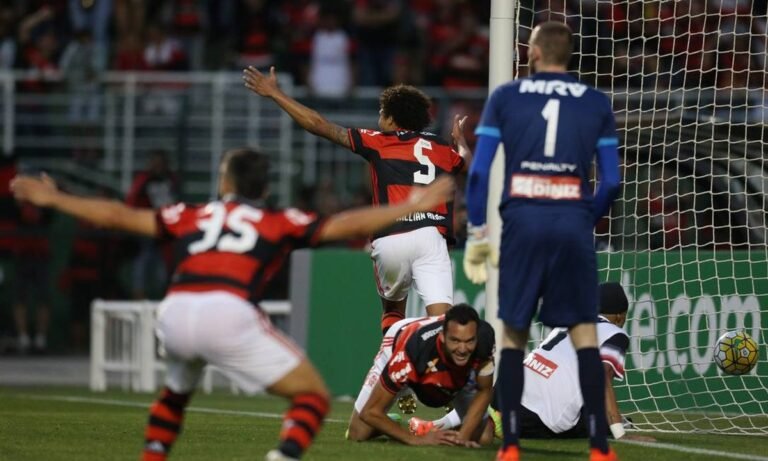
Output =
[{"x1": 519, "y1": 405, "x2": 589, "y2": 439}]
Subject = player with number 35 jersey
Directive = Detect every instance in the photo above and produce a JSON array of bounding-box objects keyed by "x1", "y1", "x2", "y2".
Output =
[
  {"x1": 10, "y1": 147, "x2": 455, "y2": 461},
  {"x1": 244, "y1": 66, "x2": 472, "y2": 332}
]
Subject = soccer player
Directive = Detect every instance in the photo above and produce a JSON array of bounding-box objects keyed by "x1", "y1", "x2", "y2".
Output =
[
  {"x1": 10, "y1": 148, "x2": 454, "y2": 461},
  {"x1": 411, "y1": 283, "x2": 635, "y2": 441},
  {"x1": 463, "y1": 22, "x2": 622, "y2": 461},
  {"x1": 243, "y1": 66, "x2": 472, "y2": 334},
  {"x1": 346, "y1": 304, "x2": 495, "y2": 447}
]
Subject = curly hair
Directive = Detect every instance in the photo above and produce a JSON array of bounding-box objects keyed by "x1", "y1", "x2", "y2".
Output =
[{"x1": 379, "y1": 85, "x2": 432, "y2": 132}]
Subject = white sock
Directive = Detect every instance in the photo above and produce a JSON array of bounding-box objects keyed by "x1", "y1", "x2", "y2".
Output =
[
  {"x1": 432, "y1": 410, "x2": 462, "y2": 429},
  {"x1": 34, "y1": 333, "x2": 46, "y2": 350}
]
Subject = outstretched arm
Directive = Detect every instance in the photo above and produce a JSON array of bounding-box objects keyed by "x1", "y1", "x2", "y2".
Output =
[
  {"x1": 11, "y1": 175, "x2": 158, "y2": 237},
  {"x1": 243, "y1": 66, "x2": 352, "y2": 149},
  {"x1": 319, "y1": 176, "x2": 454, "y2": 242}
]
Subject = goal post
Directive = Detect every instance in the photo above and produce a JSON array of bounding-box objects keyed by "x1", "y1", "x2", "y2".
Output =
[{"x1": 486, "y1": 1, "x2": 768, "y2": 435}]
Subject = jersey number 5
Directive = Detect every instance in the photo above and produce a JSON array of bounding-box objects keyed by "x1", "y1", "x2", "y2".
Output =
[
  {"x1": 412, "y1": 138, "x2": 436, "y2": 184},
  {"x1": 541, "y1": 98, "x2": 560, "y2": 157},
  {"x1": 188, "y1": 203, "x2": 263, "y2": 254}
]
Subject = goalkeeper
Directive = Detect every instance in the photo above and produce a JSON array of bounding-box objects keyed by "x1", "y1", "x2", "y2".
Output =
[
  {"x1": 462, "y1": 21, "x2": 622, "y2": 461},
  {"x1": 410, "y1": 283, "x2": 651, "y2": 441}
]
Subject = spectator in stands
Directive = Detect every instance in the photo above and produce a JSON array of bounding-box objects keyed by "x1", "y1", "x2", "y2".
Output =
[
  {"x1": 0, "y1": 2, "x2": 17, "y2": 70},
  {"x1": 308, "y1": 6, "x2": 353, "y2": 98},
  {"x1": 113, "y1": 32, "x2": 147, "y2": 70},
  {"x1": 114, "y1": 0, "x2": 145, "y2": 40},
  {"x1": 59, "y1": 28, "x2": 107, "y2": 163},
  {"x1": 126, "y1": 149, "x2": 179, "y2": 299},
  {"x1": 68, "y1": 0, "x2": 113, "y2": 46},
  {"x1": 352, "y1": 0, "x2": 403, "y2": 86},
  {"x1": 142, "y1": 22, "x2": 188, "y2": 114},
  {"x1": 13, "y1": 167, "x2": 52, "y2": 353},
  {"x1": 60, "y1": 195, "x2": 126, "y2": 352},
  {"x1": 276, "y1": 0, "x2": 319, "y2": 84},
  {"x1": 203, "y1": 0, "x2": 237, "y2": 69},
  {"x1": 15, "y1": 7, "x2": 61, "y2": 92},
  {"x1": 170, "y1": 0, "x2": 204, "y2": 70},
  {"x1": 425, "y1": 1, "x2": 488, "y2": 89},
  {"x1": 232, "y1": 0, "x2": 278, "y2": 70}
]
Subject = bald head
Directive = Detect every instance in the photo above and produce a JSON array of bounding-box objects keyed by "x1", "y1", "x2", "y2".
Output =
[{"x1": 529, "y1": 21, "x2": 573, "y2": 72}]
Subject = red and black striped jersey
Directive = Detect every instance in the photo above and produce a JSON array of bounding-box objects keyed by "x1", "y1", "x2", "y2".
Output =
[
  {"x1": 380, "y1": 316, "x2": 495, "y2": 407},
  {"x1": 348, "y1": 128, "x2": 465, "y2": 240},
  {"x1": 155, "y1": 197, "x2": 325, "y2": 306}
]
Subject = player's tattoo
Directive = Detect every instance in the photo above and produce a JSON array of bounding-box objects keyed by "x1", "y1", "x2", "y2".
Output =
[{"x1": 326, "y1": 124, "x2": 352, "y2": 149}]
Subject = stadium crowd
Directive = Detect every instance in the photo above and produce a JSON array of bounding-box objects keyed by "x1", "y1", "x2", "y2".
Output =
[{"x1": 0, "y1": 0, "x2": 765, "y2": 93}]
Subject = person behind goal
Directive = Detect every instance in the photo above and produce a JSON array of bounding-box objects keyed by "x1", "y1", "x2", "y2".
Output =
[
  {"x1": 243, "y1": 67, "x2": 472, "y2": 333},
  {"x1": 10, "y1": 148, "x2": 454, "y2": 461}
]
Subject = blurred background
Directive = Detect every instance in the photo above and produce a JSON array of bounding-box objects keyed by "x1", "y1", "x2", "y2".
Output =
[{"x1": 0, "y1": 0, "x2": 767, "y2": 356}]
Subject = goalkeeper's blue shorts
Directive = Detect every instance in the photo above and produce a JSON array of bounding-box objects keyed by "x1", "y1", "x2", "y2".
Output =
[{"x1": 498, "y1": 205, "x2": 598, "y2": 330}]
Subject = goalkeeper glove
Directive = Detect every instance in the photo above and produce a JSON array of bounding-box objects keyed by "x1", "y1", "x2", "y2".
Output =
[{"x1": 463, "y1": 224, "x2": 499, "y2": 284}]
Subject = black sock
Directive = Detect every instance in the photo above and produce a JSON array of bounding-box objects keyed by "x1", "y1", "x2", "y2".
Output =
[
  {"x1": 497, "y1": 348, "x2": 525, "y2": 448},
  {"x1": 577, "y1": 347, "x2": 609, "y2": 453}
]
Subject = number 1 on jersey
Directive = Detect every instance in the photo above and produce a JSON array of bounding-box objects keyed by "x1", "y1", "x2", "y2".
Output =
[
  {"x1": 541, "y1": 98, "x2": 560, "y2": 158},
  {"x1": 412, "y1": 138, "x2": 435, "y2": 184}
]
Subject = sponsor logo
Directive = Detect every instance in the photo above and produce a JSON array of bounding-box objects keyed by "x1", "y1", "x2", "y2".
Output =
[
  {"x1": 523, "y1": 352, "x2": 559, "y2": 378},
  {"x1": 519, "y1": 79, "x2": 587, "y2": 97},
  {"x1": 510, "y1": 174, "x2": 581, "y2": 200},
  {"x1": 521, "y1": 161, "x2": 577, "y2": 173},
  {"x1": 389, "y1": 363, "x2": 412, "y2": 383},
  {"x1": 421, "y1": 326, "x2": 442, "y2": 341}
]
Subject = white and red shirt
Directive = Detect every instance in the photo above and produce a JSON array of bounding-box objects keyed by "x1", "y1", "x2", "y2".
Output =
[
  {"x1": 521, "y1": 317, "x2": 629, "y2": 433},
  {"x1": 156, "y1": 197, "x2": 325, "y2": 306}
]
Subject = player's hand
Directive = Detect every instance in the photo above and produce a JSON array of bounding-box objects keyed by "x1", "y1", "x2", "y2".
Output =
[
  {"x1": 243, "y1": 66, "x2": 280, "y2": 98},
  {"x1": 451, "y1": 114, "x2": 468, "y2": 146},
  {"x1": 453, "y1": 438, "x2": 481, "y2": 448},
  {"x1": 10, "y1": 174, "x2": 58, "y2": 207},
  {"x1": 407, "y1": 176, "x2": 455, "y2": 210},
  {"x1": 463, "y1": 224, "x2": 499, "y2": 284},
  {"x1": 412, "y1": 429, "x2": 460, "y2": 446}
]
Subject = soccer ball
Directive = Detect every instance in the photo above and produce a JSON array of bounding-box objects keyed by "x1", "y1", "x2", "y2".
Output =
[{"x1": 713, "y1": 331, "x2": 759, "y2": 375}]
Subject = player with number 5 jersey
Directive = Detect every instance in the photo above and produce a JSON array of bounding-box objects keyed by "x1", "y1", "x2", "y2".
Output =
[
  {"x1": 10, "y1": 147, "x2": 455, "y2": 461},
  {"x1": 463, "y1": 22, "x2": 622, "y2": 461},
  {"x1": 244, "y1": 66, "x2": 472, "y2": 332}
]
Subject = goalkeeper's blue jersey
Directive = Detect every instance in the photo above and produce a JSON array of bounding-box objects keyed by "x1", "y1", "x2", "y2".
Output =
[{"x1": 475, "y1": 72, "x2": 617, "y2": 212}]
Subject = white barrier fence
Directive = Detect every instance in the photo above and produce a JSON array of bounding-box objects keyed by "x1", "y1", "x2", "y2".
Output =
[{"x1": 89, "y1": 299, "x2": 291, "y2": 393}]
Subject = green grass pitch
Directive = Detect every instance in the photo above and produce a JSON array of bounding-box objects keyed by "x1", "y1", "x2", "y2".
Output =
[{"x1": 1, "y1": 386, "x2": 767, "y2": 461}]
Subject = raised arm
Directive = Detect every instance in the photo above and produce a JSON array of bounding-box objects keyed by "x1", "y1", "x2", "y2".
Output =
[
  {"x1": 11, "y1": 175, "x2": 158, "y2": 237},
  {"x1": 243, "y1": 66, "x2": 352, "y2": 149},
  {"x1": 451, "y1": 114, "x2": 473, "y2": 173},
  {"x1": 319, "y1": 175, "x2": 454, "y2": 242}
]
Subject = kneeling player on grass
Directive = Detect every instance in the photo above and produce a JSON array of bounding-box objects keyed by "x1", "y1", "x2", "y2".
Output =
[
  {"x1": 347, "y1": 304, "x2": 495, "y2": 447},
  {"x1": 411, "y1": 283, "x2": 644, "y2": 442},
  {"x1": 10, "y1": 148, "x2": 454, "y2": 461}
]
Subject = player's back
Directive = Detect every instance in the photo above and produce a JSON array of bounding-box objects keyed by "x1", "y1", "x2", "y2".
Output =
[
  {"x1": 522, "y1": 320, "x2": 628, "y2": 432},
  {"x1": 156, "y1": 198, "x2": 323, "y2": 306},
  {"x1": 348, "y1": 129, "x2": 464, "y2": 239},
  {"x1": 485, "y1": 72, "x2": 615, "y2": 214}
]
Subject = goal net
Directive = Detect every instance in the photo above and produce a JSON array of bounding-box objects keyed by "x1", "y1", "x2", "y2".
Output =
[{"x1": 515, "y1": 1, "x2": 768, "y2": 434}]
